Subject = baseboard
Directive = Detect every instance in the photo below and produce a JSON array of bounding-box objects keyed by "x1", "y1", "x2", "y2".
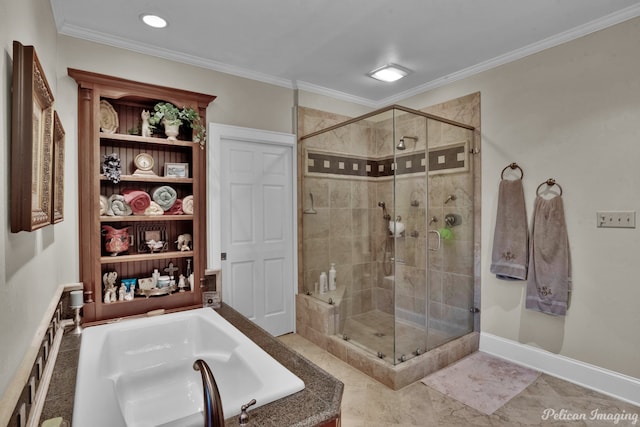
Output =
[{"x1": 480, "y1": 332, "x2": 640, "y2": 407}]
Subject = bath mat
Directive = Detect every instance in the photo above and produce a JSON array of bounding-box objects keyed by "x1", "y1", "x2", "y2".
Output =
[{"x1": 421, "y1": 351, "x2": 540, "y2": 415}]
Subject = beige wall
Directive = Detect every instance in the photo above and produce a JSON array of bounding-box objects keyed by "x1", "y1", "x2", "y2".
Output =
[
  {"x1": 398, "y1": 17, "x2": 640, "y2": 378},
  {"x1": 0, "y1": 0, "x2": 70, "y2": 397}
]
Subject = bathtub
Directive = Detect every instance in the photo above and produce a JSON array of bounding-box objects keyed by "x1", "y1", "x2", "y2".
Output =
[{"x1": 73, "y1": 308, "x2": 305, "y2": 427}]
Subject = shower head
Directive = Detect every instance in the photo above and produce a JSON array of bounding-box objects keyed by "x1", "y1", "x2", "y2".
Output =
[{"x1": 397, "y1": 136, "x2": 418, "y2": 151}]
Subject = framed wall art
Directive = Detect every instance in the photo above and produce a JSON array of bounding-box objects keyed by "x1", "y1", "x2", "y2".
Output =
[
  {"x1": 51, "y1": 111, "x2": 65, "y2": 223},
  {"x1": 10, "y1": 41, "x2": 55, "y2": 232},
  {"x1": 164, "y1": 162, "x2": 189, "y2": 178}
]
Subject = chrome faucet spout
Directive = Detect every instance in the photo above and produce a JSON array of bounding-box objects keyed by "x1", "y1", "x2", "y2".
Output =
[{"x1": 193, "y1": 359, "x2": 225, "y2": 427}]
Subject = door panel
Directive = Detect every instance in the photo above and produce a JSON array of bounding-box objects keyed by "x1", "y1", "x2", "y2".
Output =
[{"x1": 218, "y1": 133, "x2": 295, "y2": 336}]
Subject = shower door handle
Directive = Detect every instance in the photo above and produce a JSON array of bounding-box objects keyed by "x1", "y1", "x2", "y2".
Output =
[{"x1": 428, "y1": 230, "x2": 441, "y2": 251}]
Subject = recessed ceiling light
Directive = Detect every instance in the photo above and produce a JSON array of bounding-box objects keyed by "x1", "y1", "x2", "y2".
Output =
[
  {"x1": 368, "y1": 63, "x2": 411, "y2": 82},
  {"x1": 141, "y1": 14, "x2": 168, "y2": 29}
]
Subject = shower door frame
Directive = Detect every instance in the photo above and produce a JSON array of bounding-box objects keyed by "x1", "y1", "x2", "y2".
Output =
[{"x1": 300, "y1": 104, "x2": 477, "y2": 365}]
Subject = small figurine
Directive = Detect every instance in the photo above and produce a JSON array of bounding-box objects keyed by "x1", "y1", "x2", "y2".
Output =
[
  {"x1": 146, "y1": 239, "x2": 165, "y2": 253},
  {"x1": 118, "y1": 285, "x2": 126, "y2": 301},
  {"x1": 102, "y1": 271, "x2": 118, "y2": 304},
  {"x1": 141, "y1": 110, "x2": 152, "y2": 137},
  {"x1": 178, "y1": 274, "x2": 186, "y2": 292},
  {"x1": 125, "y1": 286, "x2": 135, "y2": 301},
  {"x1": 176, "y1": 233, "x2": 192, "y2": 252}
]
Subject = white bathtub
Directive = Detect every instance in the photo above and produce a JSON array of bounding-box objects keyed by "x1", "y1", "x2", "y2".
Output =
[{"x1": 73, "y1": 308, "x2": 305, "y2": 427}]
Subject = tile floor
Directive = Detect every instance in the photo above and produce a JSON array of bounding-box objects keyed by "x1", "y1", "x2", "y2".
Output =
[
  {"x1": 279, "y1": 333, "x2": 640, "y2": 426},
  {"x1": 342, "y1": 309, "x2": 460, "y2": 363}
]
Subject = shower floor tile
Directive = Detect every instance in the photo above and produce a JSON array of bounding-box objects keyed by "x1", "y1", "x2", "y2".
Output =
[{"x1": 341, "y1": 309, "x2": 455, "y2": 361}]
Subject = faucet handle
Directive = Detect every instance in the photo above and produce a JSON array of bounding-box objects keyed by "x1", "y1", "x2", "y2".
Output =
[{"x1": 239, "y1": 399, "x2": 257, "y2": 426}]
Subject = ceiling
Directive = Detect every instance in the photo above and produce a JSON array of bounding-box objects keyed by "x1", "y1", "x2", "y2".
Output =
[{"x1": 50, "y1": 0, "x2": 640, "y2": 107}]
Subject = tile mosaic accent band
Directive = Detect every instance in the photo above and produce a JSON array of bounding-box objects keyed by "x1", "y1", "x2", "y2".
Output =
[
  {"x1": 428, "y1": 142, "x2": 467, "y2": 174},
  {"x1": 306, "y1": 142, "x2": 468, "y2": 178},
  {"x1": 306, "y1": 151, "x2": 426, "y2": 178}
]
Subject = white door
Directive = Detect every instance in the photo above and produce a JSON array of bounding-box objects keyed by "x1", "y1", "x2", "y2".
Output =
[{"x1": 208, "y1": 124, "x2": 296, "y2": 336}]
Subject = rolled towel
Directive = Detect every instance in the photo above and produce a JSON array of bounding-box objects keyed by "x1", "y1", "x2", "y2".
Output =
[
  {"x1": 182, "y1": 195, "x2": 194, "y2": 215},
  {"x1": 144, "y1": 201, "x2": 165, "y2": 216},
  {"x1": 164, "y1": 198, "x2": 183, "y2": 215},
  {"x1": 123, "y1": 189, "x2": 151, "y2": 215},
  {"x1": 108, "y1": 194, "x2": 132, "y2": 216},
  {"x1": 151, "y1": 186, "x2": 177, "y2": 211},
  {"x1": 100, "y1": 195, "x2": 111, "y2": 216}
]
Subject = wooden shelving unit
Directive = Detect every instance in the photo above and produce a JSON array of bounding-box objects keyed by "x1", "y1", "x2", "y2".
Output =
[{"x1": 69, "y1": 69, "x2": 216, "y2": 322}]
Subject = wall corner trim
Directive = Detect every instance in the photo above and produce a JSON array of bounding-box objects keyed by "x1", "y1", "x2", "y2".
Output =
[{"x1": 480, "y1": 332, "x2": 640, "y2": 407}]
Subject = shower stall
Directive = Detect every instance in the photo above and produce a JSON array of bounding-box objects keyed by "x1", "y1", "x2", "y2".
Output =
[{"x1": 299, "y1": 104, "x2": 478, "y2": 385}]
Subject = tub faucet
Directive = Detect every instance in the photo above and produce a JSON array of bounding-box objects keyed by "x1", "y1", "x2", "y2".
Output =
[{"x1": 193, "y1": 359, "x2": 225, "y2": 427}]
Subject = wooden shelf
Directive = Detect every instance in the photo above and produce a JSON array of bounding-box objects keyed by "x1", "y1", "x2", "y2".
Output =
[
  {"x1": 100, "y1": 250, "x2": 194, "y2": 264},
  {"x1": 100, "y1": 131, "x2": 196, "y2": 147},
  {"x1": 100, "y1": 215, "x2": 193, "y2": 222},
  {"x1": 100, "y1": 175, "x2": 193, "y2": 184}
]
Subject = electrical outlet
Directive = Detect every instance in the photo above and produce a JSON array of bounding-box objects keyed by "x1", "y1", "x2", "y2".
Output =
[{"x1": 596, "y1": 211, "x2": 636, "y2": 228}]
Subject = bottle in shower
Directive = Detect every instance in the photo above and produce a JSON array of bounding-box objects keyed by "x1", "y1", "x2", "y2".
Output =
[
  {"x1": 319, "y1": 272, "x2": 328, "y2": 294},
  {"x1": 329, "y1": 263, "x2": 336, "y2": 291}
]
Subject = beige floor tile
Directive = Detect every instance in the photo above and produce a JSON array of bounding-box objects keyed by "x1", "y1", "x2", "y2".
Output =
[{"x1": 278, "y1": 334, "x2": 639, "y2": 427}]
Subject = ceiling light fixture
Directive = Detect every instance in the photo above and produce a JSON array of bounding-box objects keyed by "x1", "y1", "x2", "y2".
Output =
[
  {"x1": 367, "y1": 63, "x2": 411, "y2": 82},
  {"x1": 141, "y1": 14, "x2": 168, "y2": 29}
]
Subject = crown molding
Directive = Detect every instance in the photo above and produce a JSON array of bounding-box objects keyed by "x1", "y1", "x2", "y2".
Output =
[
  {"x1": 294, "y1": 80, "x2": 379, "y2": 108},
  {"x1": 57, "y1": 3, "x2": 640, "y2": 109},
  {"x1": 58, "y1": 23, "x2": 295, "y2": 90}
]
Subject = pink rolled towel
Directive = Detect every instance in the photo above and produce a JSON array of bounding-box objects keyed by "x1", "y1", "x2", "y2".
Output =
[
  {"x1": 164, "y1": 198, "x2": 183, "y2": 215},
  {"x1": 123, "y1": 189, "x2": 151, "y2": 215}
]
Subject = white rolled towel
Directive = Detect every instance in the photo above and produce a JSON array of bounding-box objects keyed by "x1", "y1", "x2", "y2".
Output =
[
  {"x1": 144, "y1": 201, "x2": 165, "y2": 216},
  {"x1": 108, "y1": 194, "x2": 132, "y2": 216},
  {"x1": 182, "y1": 195, "x2": 194, "y2": 215},
  {"x1": 100, "y1": 195, "x2": 112, "y2": 216}
]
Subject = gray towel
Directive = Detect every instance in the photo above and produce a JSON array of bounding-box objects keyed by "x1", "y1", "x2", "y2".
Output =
[
  {"x1": 526, "y1": 196, "x2": 571, "y2": 315},
  {"x1": 490, "y1": 179, "x2": 528, "y2": 280}
]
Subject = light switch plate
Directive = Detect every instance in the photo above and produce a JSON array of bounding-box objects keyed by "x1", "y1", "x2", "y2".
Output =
[{"x1": 596, "y1": 211, "x2": 636, "y2": 228}]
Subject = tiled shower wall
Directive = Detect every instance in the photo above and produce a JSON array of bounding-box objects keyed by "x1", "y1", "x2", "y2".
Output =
[
  {"x1": 300, "y1": 115, "x2": 378, "y2": 326},
  {"x1": 297, "y1": 92, "x2": 481, "y2": 336}
]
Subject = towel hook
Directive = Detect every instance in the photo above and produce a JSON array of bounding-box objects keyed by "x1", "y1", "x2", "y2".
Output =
[
  {"x1": 536, "y1": 178, "x2": 563, "y2": 196},
  {"x1": 500, "y1": 162, "x2": 523, "y2": 180}
]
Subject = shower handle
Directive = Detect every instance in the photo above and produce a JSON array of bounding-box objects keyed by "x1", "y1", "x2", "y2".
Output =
[{"x1": 428, "y1": 230, "x2": 441, "y2": 251}]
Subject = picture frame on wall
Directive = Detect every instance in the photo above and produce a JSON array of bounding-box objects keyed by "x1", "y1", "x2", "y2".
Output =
[
  {"x1": 52, "y1": 111, "x2": 65, "y2": 223},
  {"x1": 10, "y1": 41, "x2": 55, "y2": 232},
  {"x1": 164, "y1": 162, "x2": 189, "y2": 178}
]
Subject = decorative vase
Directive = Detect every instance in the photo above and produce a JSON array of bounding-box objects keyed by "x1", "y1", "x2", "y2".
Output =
[
  {"x1": 163, "y1": 119, "x2": 181, "y2": 141},
  {"x1": 102, "y1": 225, "x2": 133, "y2": 256}
]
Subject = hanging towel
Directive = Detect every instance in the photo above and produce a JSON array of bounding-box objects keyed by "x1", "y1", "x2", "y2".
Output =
[
  {"x1": 490, "y1": 179, "x2": 528, "y2": 280},
  {"x1": 151, "y1": 186, "x2": 177, "y2": 211},
  {"x1": 526, "y1": 196, "x2": 571, "y2": 316}
]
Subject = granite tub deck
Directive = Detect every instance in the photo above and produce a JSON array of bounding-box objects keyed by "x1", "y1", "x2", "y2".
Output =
[{"x1": 40, "y1": 304, "x2": 343, "y2": 427}]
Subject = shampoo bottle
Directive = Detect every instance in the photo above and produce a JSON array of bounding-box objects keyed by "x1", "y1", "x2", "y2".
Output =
[
  {"x1": 329, "y1": 263, "x2": 337, "y2": 291},
  {"x1": 319, "y1": 272, "x2": 328, "y2": 294}
]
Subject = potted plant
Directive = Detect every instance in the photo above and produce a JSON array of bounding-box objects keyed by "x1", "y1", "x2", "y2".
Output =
[{"x1": 148, "y1": 102, "x2": 206, "y2": 147}]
